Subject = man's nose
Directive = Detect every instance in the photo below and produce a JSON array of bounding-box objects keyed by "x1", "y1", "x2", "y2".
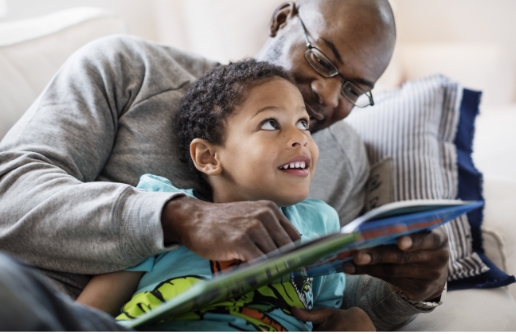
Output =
[
  {"x1": 311, "y1": 77, "x2": 355, "y2": 122},
  {"x1": 311, "y1": 76, "x2": 341, "y2": 108}
]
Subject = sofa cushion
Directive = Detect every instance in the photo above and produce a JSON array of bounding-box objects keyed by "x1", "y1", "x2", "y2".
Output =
[
  {"x1": 345, "y1": 74, "x2": 514, "y2": 288},
  {"x1": 0, "y1": 7, "x2": 127, "y2": 140},
  {"x1": 399, "y1": 288, "x2": 516, "y2": 331}
]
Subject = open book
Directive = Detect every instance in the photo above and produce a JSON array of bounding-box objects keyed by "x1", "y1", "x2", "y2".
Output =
[{"x1": 121, "y1": 199, "x2": 482, "y2": 329}]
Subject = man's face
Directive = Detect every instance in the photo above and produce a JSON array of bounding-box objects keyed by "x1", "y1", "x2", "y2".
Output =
[
  {"x1": 213, "y1": 78, "x2": 319, "y2": 207},
  {"x1": 257, "y1": 2, "x2": 395, "y2": 133}
]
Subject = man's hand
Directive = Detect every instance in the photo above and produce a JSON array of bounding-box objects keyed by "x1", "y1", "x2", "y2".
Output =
[
  {"x1": 161, "y1": 196, "x2": 300, "y2": 262},
  {"x1": 343, "y1": 227, "x2": 449, "y2": 301},
  {"x1": 292, "y1": 306, "x2": 376, "y2": 331}
]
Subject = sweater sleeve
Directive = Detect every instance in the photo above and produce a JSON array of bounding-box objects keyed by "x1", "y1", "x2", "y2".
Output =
[{"x1": 0, "y1": 36, "x2": 192, "y2": 274}]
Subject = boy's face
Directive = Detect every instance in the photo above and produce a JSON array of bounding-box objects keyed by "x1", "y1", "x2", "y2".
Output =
[{"x1": 212, "y1": 77, "x2": 319, "y2": 207}]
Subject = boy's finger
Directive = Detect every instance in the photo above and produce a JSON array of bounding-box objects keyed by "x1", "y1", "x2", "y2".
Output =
[{"x1": 291, "y1": 307, "x2": 328, "y2": 323}]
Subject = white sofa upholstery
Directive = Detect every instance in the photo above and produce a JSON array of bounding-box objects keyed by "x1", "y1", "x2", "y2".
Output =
[
  {"x1": 0, "y1": 7, "x2": 126, "y2": 139},
  {"x1": 0, "y1": 6, "x2": 515, "y2": 331}
]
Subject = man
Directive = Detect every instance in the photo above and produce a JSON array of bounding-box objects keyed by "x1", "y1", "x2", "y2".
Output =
[{"x1": 0, "y1": 0, "x2": 448, "y2": 330}]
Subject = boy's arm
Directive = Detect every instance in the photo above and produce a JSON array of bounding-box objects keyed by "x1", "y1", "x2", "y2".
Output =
[{"x1": 76, "y1": 271, "x2": 144, "y2": 317}]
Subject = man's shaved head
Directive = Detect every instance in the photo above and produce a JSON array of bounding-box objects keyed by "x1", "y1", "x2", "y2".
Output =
[
  {"x1": 297, "y1": 0, "x2": 396, "y2": 34},
  {"x1": 256, "y1": 0, "x2": 396, "y2": 132}
]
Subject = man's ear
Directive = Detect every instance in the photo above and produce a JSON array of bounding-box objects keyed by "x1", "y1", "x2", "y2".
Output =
[
  {"x1": 268, "y1": 2, "x2": 298, "y2": 37},
  {"x1": 190, "y1": 138, "x2": 222, "y2": 176}
]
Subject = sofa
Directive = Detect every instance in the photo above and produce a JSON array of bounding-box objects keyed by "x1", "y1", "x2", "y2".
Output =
[{"x1": 0, "y1": 6, "x2": 515, "y2": 331}]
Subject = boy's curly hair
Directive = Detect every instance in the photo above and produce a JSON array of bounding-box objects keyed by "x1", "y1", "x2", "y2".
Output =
[{"x1": 176, "y1": 58, "x2": 295, "y2": 199}]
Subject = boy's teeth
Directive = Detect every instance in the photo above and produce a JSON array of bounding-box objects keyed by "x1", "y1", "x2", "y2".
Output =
[{"x1": 281, "y1": 161, "x2": 307, "y2": 170}]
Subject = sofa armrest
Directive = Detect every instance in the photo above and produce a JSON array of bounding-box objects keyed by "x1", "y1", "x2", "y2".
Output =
[{"x1": 481, "y1": 176, "x2": 516, "y2": 299}]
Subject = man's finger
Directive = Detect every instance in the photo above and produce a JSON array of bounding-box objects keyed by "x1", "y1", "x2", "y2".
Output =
[
  {"x1": 237, "y1": 238, "x2": 266, "y2": 262},
  {"x1": 247, "y1": 221, "x2": 282, "y2": 255},
  {"x1": 399, "y1": 227, "x2": 448, "y2": 251},
  {"x1": 269, "y1": 203, "x2": 301, "y2": 243},
  {"x1": 354, "y1": 245, "x2": 448, "y2": 265},
  {"x1": 352, "y1": 263, "x2": 443, "y2": 280}
]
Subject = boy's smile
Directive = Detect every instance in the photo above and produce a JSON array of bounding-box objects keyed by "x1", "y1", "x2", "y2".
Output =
[
  {"x1": 278, "y1": 154, "x2": 311, "y2": 177},
  {"x1": 209, "y1": 77, "x2": 319, "y2": 207}
]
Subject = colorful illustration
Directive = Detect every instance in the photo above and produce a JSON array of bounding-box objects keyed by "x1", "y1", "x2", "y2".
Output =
[{"x1": 117, "y1": 260, "x2": 313, "y2": 331}]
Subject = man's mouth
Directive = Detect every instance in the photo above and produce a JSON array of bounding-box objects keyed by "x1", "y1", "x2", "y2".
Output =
[
  {"x1": 306, "y1": 105, "x2": 324, "y2": 122},
  {"x1": 306, "y1": 105, "x2": 325, "y2": 132}
]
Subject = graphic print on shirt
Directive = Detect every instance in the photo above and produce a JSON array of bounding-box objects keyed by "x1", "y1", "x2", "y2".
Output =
[{"x1": 116, "y1": 260, "x2": 314, "y2": 331}]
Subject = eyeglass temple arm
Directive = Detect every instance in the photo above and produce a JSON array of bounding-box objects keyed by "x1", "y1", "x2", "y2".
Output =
[{"x1": 297, "y1": 16, "x2": 312, "y2": 47}]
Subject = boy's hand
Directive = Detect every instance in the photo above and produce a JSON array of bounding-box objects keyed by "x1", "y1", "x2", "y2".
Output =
[
  {"x1": 343, "y1": 227, "x2": 449, "y2": 301},
  {"x1": 292, "y1": 306, "x2": 376, "y2": 331},
  {"x1": 161, "y1": 196, "x2": 301, "y2": 262}
]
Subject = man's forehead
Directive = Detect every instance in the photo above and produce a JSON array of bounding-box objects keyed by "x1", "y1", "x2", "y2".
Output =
[{"x1": 298, "y1": 0, "x2": 395, "y2": 86}]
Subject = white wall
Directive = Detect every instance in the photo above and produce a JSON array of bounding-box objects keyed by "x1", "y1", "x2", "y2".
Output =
[
  {"x1": 390, "y1": 0, "x2": 516, "y2": 105},
  {"x1": 0, "y1": 0, "x2": 160, "y2": 41},
  {"x1": 1, "y1": 0, "x2": 515, "y2": 103}
]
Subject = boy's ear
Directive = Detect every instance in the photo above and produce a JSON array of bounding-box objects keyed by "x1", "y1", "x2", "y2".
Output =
[{"x1": 190, "y1": 138, "x2": 222, "y2": 176}]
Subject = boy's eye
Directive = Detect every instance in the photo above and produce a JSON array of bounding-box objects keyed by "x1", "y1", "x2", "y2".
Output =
[
  {"x1": 297, "y1": 119, "x2": 309, "y2": 130},
  {"x1": 260, "y1": 119, "x2": 279, "y2": 131}
]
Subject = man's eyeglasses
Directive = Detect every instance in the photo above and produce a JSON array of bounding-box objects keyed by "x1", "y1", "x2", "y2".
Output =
[{"x1": 298, "y1": 15, "x2": 374, "y2": 108}]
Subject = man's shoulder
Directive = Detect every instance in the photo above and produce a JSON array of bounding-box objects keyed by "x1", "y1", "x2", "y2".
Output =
[{"x1": 71, "y1": 34, "x2": 219, "y2": 79}]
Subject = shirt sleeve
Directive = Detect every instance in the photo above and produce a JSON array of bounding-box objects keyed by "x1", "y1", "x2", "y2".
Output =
[
  {"x1": 313, "y1": 273, "x2": 345, "y2": 309},
  {"x1": 342, "y1": 275, "x2": 436, "y2": 331},
  {"x1": 125, "y1": 256, "x2": 156, "y2": 272}
]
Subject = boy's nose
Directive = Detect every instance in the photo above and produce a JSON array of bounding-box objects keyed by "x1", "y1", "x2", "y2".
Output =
[{"x1": 289, "y1": 129, "x2": 308, "y2": 148}]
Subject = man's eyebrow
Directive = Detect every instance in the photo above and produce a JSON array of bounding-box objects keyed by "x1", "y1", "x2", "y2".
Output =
[
  {"x1": 352, "y1": 77, "x2": 375, "y2": 89},
  {"x1": 321, "y1": 38, "x2": 375, "y2": 89},
  {"x1": 321, "y1": 37, "x2": 344, "y2": 65}
]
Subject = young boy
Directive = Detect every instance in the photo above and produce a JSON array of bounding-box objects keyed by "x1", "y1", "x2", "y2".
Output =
[{"x1": 77, "y1": 59, "x2": 374, "y2": 331}]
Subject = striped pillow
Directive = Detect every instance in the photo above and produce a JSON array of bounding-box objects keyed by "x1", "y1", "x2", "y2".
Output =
[{"x1": 345, "y1": 74, "x2": 489, "y2": 283}]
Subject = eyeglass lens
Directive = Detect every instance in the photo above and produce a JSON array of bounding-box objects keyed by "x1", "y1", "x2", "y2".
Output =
[{"x1": 304, "y1": 48, "x2": 371, "y2": 107}]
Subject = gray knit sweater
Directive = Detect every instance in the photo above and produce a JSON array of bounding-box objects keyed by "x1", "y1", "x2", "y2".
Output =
[{"x1": 0, "y1": 35, "x2": 425, "y2": 329}]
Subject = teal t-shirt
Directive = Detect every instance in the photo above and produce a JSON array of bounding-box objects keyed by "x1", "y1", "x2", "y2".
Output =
[{"x1": 117, "y1": 174, "x2": 345, "y2": 331}]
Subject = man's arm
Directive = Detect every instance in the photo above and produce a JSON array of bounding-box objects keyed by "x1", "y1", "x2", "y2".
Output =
[
  {"x1": 0, "y1": 35, "x2": 300, "y2": 278},
  {"x1": 342, "y1": 275, "x2": 435, "y2": 331},
  {"x1": 0, "y1": 36, "x2": 174, "y2": 273}
]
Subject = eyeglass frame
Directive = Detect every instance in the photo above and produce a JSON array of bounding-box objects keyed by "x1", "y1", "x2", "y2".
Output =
[{"x1": 297, "y1": 15, "x2": 375, "y2": 108}]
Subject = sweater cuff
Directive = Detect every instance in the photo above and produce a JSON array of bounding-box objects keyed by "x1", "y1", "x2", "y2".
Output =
[{"x1": 119, "y1": 189, "x2": 185, "y2": 264}]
